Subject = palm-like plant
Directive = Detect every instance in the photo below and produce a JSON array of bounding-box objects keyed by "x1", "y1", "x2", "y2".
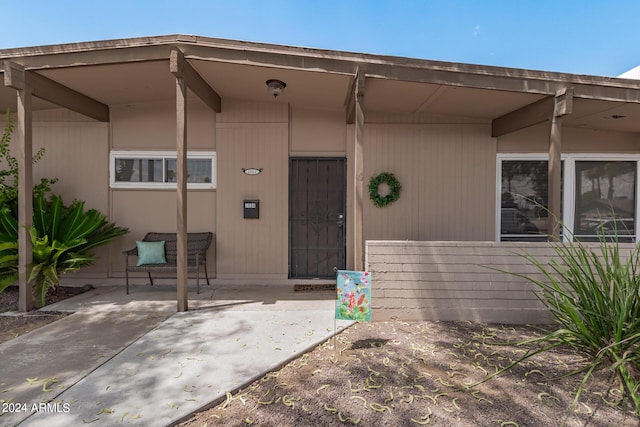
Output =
[
  {"x1": 0, "y1": 208, "x2": 19, "y2": 293},
  {"x1": 0, "y1": 194, "x2": 128, "y2": 307}
]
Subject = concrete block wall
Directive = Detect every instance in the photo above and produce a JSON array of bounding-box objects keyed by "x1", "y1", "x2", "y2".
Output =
[{"x1": 365, "y1": 240, "x2": 636, "y2": 324}]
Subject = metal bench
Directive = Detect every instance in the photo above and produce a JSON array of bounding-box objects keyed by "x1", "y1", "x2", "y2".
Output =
[{"x1": 124, "y1": 232, "x2": 212, "y2": 294}]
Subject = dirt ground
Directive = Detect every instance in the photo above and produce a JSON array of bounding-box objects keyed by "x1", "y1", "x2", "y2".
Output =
[
  {"x1": 0, "y1": 285, "x2": 91, "y2": 344},
  {"x1": 180, "y1": 321, "x2": 640, "y2": 427},
  {"x1": 1, "y1": 287, "x2": 639, "y2": 426}
]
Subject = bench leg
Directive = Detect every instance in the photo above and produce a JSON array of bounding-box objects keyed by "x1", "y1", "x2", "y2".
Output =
[{"x1": 204, "y1": 263, "x2": 211, "y2": 287}]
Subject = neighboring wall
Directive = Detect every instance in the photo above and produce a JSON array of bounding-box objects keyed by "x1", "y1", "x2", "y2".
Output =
[{"x1": 366, "y1": 240, "x2": 634, "y2": 324}]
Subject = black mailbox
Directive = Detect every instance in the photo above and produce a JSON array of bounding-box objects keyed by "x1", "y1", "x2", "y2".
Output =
[{"x1": 243, "y1": 200, "x2": 259, "y2": 219}]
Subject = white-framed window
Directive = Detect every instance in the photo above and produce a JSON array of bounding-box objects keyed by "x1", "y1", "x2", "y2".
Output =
[
  {"x1": 497, "y1": 153, "x2": 640, "y2": 243},
  {"x1": 110, "y1": 151, "x2": 216, "y2": 189}
]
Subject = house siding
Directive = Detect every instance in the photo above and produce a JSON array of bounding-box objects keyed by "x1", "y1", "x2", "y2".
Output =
[
  {"x1": 109, "y1": 101, "x2": 217, "y2": 279},
  {"x1": 497, "y1": 123, "x2": 639, "y2": 153},
  {"x1": 4, "y1": 102, "x2": 640, "y2": 286},
  {"x1": 213, "y1": 99, "x2": 289, "y2": 278},
  {"x1": 363, "y1": 123, "x2": 497, "y2": 241},
  {"x1": 366, "y1": 240, "x2": 636, "y2": 324},
  {"x1": 216, "y1": 123, "x2": 289, "y2": 278},
  {"x1": 32, "y1": 120, "x2": 111, "y2": 275}
]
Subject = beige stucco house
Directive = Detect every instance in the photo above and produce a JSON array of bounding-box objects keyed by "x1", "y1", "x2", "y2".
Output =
[{"x1": 2, "y1": 35, "x2": 640, "y2": 322}]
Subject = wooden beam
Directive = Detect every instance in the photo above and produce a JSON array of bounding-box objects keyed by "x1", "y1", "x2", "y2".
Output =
[
  {"x1": 27, "y1": 71, "x2": 109, "y2": 121},
  {"x1": 353, "y1": 71, "x2": 365, "y2": 271},
  {"x1": 547, "y1": 88, "x2": 573, "y2": 241},
  {"x1": 176, "y1": 74, "x2": 189, "y2": 312},
  {"x1": 554, "y1": 87, "x2": 574, "y2": 117},
  {"x1": 492, "y1": 88, "x2": 575, "y2": 137},
  {"x1": 170, "y1": 47, "x2": 221, "y2": 113},
  {"x1": 4, "y1": 60, "x2": 109, "y2": 122},
  {"x1": 345, "y1": 72, "x2": 358, "y2": 124},
  {"x1": 4, "y1": 60, "x2": 25, "y2": 90},
  {"x1": 5, "y1": 61, "x2": 108, "y2": 121},
  {"x1": 492, "y1": 96, "x2": 554, "y2": 137}
]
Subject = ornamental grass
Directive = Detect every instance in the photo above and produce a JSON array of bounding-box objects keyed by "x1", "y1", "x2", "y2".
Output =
[{"x1": 487, "y1": 227, "x2": 640, "y2": 422}]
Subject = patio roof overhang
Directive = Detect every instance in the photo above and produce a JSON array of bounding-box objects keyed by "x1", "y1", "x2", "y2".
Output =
[
  {"x1": 2, "y1": 34, "x2": 640, "y2": 312},
  {"x1": 1, "y1": 34, "x2": 640, "y2": 132}
]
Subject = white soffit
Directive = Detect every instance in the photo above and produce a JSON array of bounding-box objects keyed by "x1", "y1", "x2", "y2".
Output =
[
  {"x1": 364, "y1": 79, "x2": 442, "y2": 113},
  {"x1": 567, "y1": 99, "x2": 640, "y2": 132},
  {"x1": 191, "y1": 59, "x2": 351, "y2": 109},
  {"x1": 365, "y1": 77, "x2": 546, "y2": 118},
  {"x1": 38, "y1": 61, "x2": 174, "y2": 105}
]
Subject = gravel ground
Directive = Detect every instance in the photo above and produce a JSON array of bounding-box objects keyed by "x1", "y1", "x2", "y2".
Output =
[{"x1": 180, "y1": 321, "x2": 640, "y2": 427}]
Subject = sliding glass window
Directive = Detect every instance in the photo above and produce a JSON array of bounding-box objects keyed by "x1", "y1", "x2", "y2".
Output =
[
  {"x1": 110, "y1": 151, "x2": 216, "y2": 189},
  {"x1": 497, "y1": 155, "x2": 639, "y2": 243},
  {"x1": 573, "y1": 161, "x2": 636, "y2": 242},
  {"x1": 499, "y1": 159, "x2": 559, "y2": 241}
]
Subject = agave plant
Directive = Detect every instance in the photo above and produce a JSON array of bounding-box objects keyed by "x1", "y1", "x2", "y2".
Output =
[{"x1": 0, "y1": 193, "x2": 128, "y2": 307}]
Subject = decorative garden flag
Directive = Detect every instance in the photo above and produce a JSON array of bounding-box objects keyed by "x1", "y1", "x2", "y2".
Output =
[{"x1": 336, "y1": 270, "x2": 371, "y2": 322}]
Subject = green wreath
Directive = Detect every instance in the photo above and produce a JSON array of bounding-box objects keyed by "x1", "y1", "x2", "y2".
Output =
[{"x1": 369, "y1": 172, "x2": 401, "y2": 208}]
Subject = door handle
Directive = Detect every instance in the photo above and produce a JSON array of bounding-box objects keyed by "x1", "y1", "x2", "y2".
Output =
[{"x1": 337, "y1": 213, "x2": 344, "y2": 228}]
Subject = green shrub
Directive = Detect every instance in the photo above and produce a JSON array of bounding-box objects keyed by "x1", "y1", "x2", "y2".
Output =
[
  {"x1": 0, "y1": 194, "x2": 128, "y2": 307},
  {"x1": 487, "y1": 231, "x2": 640, "y2": 419},
  {"x1": 1, "y1": 110, "x2": 57, "y2": 217}
]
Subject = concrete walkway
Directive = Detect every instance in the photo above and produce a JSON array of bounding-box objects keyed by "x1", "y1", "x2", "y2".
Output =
[{"x1": 0, "y1": 284, "x2": 352, "y2": 427}]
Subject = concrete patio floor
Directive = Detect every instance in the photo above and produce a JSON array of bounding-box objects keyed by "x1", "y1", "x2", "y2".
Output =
[{"x1": 0, "y1": 283, "x2": 352, "y2": 426}]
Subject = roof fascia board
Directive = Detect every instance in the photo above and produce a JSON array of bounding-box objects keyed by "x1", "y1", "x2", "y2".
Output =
[
  {"x1": 2, "y1": 35, "x2": 640, "y2": 104},
  {"x1": 2, "y1": 33, "x2": 636, "y2": 87},
  {"x1": 0, "y1": 45, "x2": 173, "y2": 71}
]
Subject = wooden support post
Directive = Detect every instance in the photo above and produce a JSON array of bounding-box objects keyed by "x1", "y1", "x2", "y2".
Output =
[
  {"x1": 176, "y1": 75, "x2": 188, "y2": 312},
  {"x1": 548, "y1": 116, "x2": 562, "y2": 241},
  {"x1": 170, "y1": 47, "x2": 221, "y2": 312},
  {"x1": 353, "y1": 71, "x2": 365, "y2": 270},
  {"x1": 548, "y1": 88, "x2": 573, "y2": 241},
  {"x1": 4, "y1": 61, "x2": 34, "y2": 312},
  {"x1": 17, "y1": 88, "x2": 33, "y2": 312}
]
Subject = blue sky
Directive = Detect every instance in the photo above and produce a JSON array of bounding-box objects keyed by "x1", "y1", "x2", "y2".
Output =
[{"x1": 1, "y1": 1, "x2": 638, "y2": 77}]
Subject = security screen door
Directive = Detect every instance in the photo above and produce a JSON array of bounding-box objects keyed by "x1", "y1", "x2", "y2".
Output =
[{"x1": 289, "y1": 158, "x2": 346, "y2": 278}]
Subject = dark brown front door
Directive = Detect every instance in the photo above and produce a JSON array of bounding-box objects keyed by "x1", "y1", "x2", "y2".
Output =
[{"x1": 289, "y1": 158, "x2": 346, "y2": 278}]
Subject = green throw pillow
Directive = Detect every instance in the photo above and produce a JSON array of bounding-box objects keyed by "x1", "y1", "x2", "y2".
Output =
[{"x1": 136, "y1": 241, "x2": 166, "y2": 266}]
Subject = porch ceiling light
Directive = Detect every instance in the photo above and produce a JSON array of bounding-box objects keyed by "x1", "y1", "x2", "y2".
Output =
[{"x1": 266, "y1": 79, "x2": 286, "y2": 98}]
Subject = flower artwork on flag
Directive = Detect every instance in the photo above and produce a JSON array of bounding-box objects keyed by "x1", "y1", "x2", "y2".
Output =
[{"x1": 336, "y1": 270, "x2": 371, "y2": 322}]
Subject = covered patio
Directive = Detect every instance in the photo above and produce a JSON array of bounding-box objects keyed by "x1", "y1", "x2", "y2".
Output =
[{"x1": 2, "y1": 35, "x2": 640, "y2": 315}]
